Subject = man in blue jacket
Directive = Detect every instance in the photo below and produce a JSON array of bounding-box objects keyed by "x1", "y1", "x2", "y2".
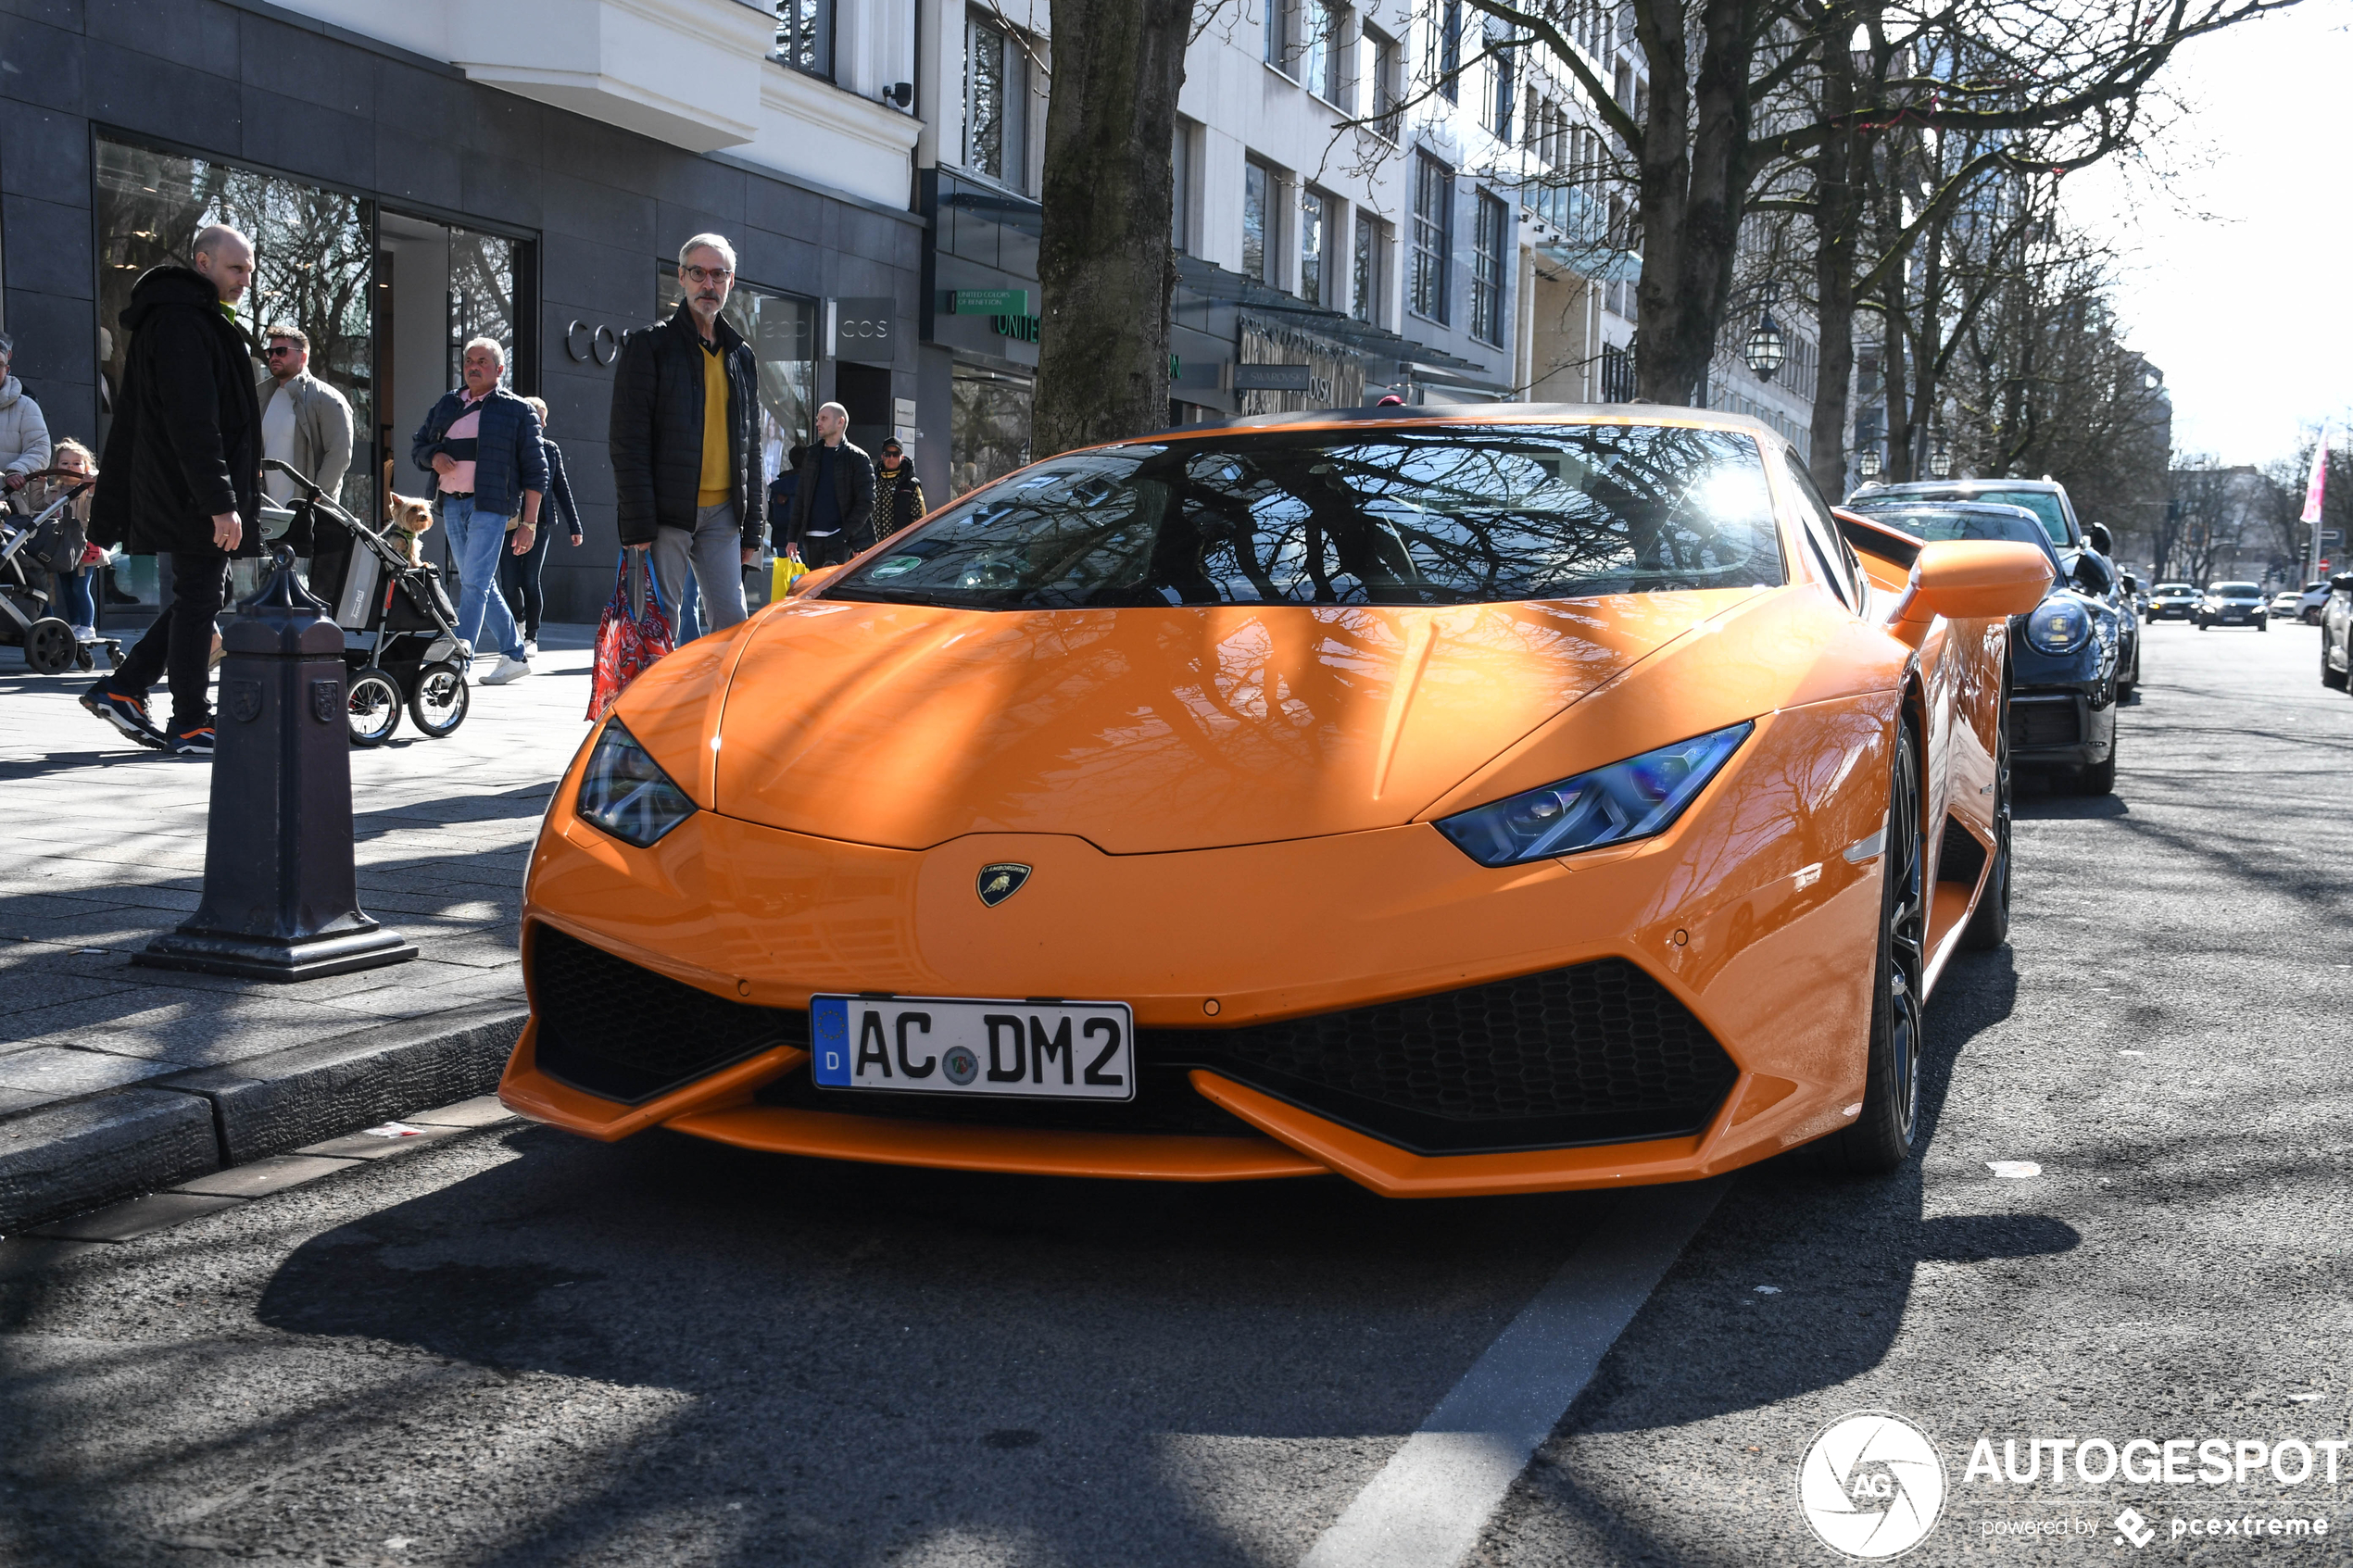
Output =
[{"x1": 410, "y1": 338, "x2": 545, "y2": 685}]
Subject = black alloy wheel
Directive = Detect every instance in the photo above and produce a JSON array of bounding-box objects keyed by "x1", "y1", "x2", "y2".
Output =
[
  {"x1": 1962, "y1": 691, "x2": 2012, "y2": 952},
  {"x1": 2323, "y1": 628, "x2": 2348, "y2": 691},
  {"x1": 1812, "y1": 714, "x2": 1928, "y2": 1174}
]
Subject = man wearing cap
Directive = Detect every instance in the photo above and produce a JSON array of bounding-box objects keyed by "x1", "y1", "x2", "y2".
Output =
[{"x1": 872, "y1": 437, "x2": 927, "y2": 539}]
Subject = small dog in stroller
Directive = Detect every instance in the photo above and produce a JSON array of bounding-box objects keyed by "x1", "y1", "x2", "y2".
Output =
[{"x1": 266, "y1": 459, "x2": 471, "y2": 746}]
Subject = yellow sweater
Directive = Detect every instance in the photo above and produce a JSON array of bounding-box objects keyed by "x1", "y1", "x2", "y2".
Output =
[{"x1": 698, "y1": 342, "x2": 730, "y2": 506}]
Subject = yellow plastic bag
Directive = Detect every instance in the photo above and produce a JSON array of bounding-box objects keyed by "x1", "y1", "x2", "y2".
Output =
[{"x1": 772, "y1": 553, "x2": 812, "y2": 601}]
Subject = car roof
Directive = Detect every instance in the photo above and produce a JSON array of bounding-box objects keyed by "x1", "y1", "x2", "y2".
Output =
[
  {"x1": 1845, "y1": 499, "x2": 2045, "y2": 522},
  {"x1": 1856, "y1": 477, "x2": 2065, "y2": 495},
  {"x1": 1131, "y1": 402, "x2": 1793, "y2": 450}
]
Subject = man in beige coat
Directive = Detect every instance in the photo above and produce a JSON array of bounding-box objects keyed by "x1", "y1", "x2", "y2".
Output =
[{"x1": 257, "y1": 325, "x2": 352, "y2": 505}]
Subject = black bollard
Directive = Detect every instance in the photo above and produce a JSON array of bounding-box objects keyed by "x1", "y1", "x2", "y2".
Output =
[{"x1": 135, "y1": 546, "x2": 416, "y2": 981}]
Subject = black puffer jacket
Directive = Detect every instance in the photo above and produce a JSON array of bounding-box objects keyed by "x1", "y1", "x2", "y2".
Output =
[
  {"x1": 91, "y1": 266, "x2": 263, "y2": 556},
  {"x1": 608, "y1": 305, "x2": 766, "y2": 548},
  {"x1": 786, "y1": 439, "x2": 877, "y2": 551}
]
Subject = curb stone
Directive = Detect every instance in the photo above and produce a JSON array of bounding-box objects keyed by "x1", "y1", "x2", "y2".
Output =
[
  {"x1": 157, "y1": 1002, "x2": 528, "y2": 1165},
  {"x1": 0, "y1": 1003, "x2": 527, "y2": 1233},
  {"x1": 0, "y1": 1090, "x2": 221, "y2": 1233}
]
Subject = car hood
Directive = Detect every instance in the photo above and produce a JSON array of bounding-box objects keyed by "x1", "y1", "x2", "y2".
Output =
[{"x1": 707, "y1": 590, "x2": 1765, "y2": 853}]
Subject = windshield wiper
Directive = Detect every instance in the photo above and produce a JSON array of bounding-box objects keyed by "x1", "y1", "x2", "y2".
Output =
[{"x1": 829, "y1": 583, "x2": 946, "y2": 606}]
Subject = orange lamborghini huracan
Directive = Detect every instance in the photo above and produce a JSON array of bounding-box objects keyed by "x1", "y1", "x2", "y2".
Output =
[{"x1": 500, "y1": 408, "x2": 2050, "y2": 1198}]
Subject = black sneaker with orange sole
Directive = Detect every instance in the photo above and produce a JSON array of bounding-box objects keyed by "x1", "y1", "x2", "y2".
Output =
[
  {"x1": 80, "y1": 680, "x2": 168, "y2": 750},
  {"x1": 170, "y1": 725, "x2": 216, "y2": 756}
]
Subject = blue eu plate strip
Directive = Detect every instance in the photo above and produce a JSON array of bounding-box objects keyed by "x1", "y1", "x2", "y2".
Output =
[{"x1": 810, "y1": 997, "x2": 850, "y2": 1085}]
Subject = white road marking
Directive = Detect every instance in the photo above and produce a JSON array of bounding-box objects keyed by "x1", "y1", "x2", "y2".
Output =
[
  {"x1": 1298, "y1": 1179, "x2": 1727, "y2": 1568},
  {"x1": 1986, "y1": 1160, "x2": 2042, "y2": 1178}
]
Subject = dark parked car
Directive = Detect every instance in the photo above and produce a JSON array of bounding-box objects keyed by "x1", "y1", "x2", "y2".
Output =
[
  {"x1": 2196, "y1": 582, "x2": 2268, "y2": 630},
  {"x1": 1838, "y1": 499, "x2": 2123, "y2": 795},
  {"x1": 2147, "y1": 582, "x2": 2198, "y2": 621},
  {"x1": 1848, "y1": 476, "x2": 2138, "y2": 695}
]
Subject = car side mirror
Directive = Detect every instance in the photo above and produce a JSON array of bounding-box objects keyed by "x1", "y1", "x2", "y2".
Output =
[
  {"x1": 1889, "y1": 541, "x2": 2055, "y2": 647},
  {"x1": 2073, "y1": 552, "x2": 2116, "y2": 596},
  {"x1": 787, "y1": 563, "x2": 845, "y2": 597},
  {"x1": 2332, "y1": 574, "x2": 2353, "y2": 593},
  {"x1": 2120, "y1": 573, "x2": 2140, "y2": 594},
  {"x1": 2085, "y1": 521, "x2": 2114, "y2": 554}
]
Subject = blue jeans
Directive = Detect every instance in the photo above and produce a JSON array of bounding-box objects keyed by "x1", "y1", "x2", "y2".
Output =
[
  {"x1": 55, "y1": 569, "x2": 96, "y2": 629},
  {"x1": 442, "y1": 495, "x2": 524, "y2": 661}
]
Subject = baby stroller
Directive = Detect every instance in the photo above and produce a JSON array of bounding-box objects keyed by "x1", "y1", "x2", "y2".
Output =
[
  {"x1": 0, "y1": 467, "x2": 119, "y2": 674},
  {"x1": 263, "y1": 458, "x2": 470, "y2": 746}
]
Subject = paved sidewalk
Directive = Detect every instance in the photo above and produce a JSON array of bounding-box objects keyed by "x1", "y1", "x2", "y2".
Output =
[{"x1": 0, "y1": 623, "x2": 602, "y2": 1223}]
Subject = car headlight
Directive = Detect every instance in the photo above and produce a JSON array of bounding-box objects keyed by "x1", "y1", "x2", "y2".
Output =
[
  {"x1": 1435, "y1": 721, "x2": 1753, "y2": 868},
  {"x1": 575, "y1": 718, "x2": 696, "y2": 847},
  {"x1": 2025, "y1": 598, "x2": 2092, "y2": 655}
]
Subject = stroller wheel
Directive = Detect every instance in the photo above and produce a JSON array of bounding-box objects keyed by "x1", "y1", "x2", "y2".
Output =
[
  {"x1": 24, "y1": 617, "x2": 76, "y2": 675},
  {"x1": 104, "y1": 642, "x2": 122, "y2": 671},
  {"x1": 74, "y1": 645, "x2": 94, "y2": 671},
  {"x1": 346, "y1": 666, "x2": 403, "y2": 746},
  {"x1": 408, "y1": 659, "x2": 470, "y2": 738}
]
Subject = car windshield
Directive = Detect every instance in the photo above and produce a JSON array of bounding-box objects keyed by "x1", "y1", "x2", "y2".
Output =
[
  {"x1": 2212, "y1": 583, "x2": 2259, "y2": 596},
  {"x1": 1844, "y1": 506, "x2": 2062, "y2": 581},
  {"x1": 827, "y1": 423, "x2": 1785, "y2": 609},
  {"x1": 2157, "y1": 584, "x2": 2192, "y2": 594}
]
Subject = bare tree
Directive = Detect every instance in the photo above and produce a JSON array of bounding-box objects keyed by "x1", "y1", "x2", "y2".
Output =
[{"x1": 1032, "y1": 0, "x2": 1191, "y2": 457}]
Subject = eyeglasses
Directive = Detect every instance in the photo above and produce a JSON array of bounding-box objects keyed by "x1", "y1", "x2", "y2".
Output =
[
  {"x1": 683, "y1": 265, "x2": 734, "y2": 285},
  {"x1": 264, "y1": 345, "x2": 298, "y2": 358}
]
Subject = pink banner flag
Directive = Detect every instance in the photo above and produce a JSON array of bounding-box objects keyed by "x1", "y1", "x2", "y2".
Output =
[{"x1": 2302, "y1": 430, "x2": 2331, "y2": 526}]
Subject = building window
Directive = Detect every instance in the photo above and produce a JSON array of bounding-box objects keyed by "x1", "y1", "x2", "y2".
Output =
[
  {"x1": 774, "y1": 0, "x2": 834, "y2": 78},
  {"x1": 1304, "y1": 0, "x2": 1345, "y2": 103},
  {"x1": 1353, "y1": 214, "x2": 1387, "y2": 327},
  {"x1": 1411, "y1": 152, "x2": 1451, "y2": 323},
  {"x1": 1484, "y1": 22, "x2": 1515, "y2": 137},
  {"x1": 1435, "y1": 0, "x2": 1462, "y2": 103},
  {"x1": 963, "y1": 13, "x2": 1027, "y2": 190},
  {"x1": 950, "y1": 365, "x2": 1033, "y2": 498},
  {"x1": 1470, "y1": 190, "x2": 1506, "y2": 345},
  {"x1": 96, "y1": 136, "x2": 379, "y2": 528},
  {"x1": 1300, "y1": 188, "x2": 1334, "y2": 307},
  {"x1": 1172, "y1": 117, "x2": 1197, "y2": 255},
  {"x1": 1243, "y1": 160, "x2": 1277, "y2": 286},
  {"x1": 1264, "y1": 0, "x2": 1293, "y2": 71},
  {"x1": 1366, "y1": 25, "x2": 1402, "y2": 139}
]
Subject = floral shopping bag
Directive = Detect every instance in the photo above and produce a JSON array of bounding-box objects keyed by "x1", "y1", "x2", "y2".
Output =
[{"x1": 586, "y1": 551, "x2": 675, "y2": 721}]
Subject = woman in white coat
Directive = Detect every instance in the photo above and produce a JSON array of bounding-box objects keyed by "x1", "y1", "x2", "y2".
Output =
[{"x1": 0, "y1": 333, "x2": 53, "y2": 491}]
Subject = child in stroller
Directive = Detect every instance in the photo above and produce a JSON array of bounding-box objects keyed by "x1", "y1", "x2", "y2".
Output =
[
  {"x1": 265, "y1": 458, "x2": 471, "y2": 746},
  {"x1": 0, "y1": 459, "x2": 119, "y2": 674}
]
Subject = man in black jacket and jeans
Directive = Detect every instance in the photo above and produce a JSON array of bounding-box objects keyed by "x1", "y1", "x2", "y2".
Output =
[
  {"x1": 784, "y1": 401, "x2": 875, "y2": 567},
  {"x1": 608, "y1": 233, "x2": 765, "y2": 634},
  {"x1": 83, "y1": 225, "x2": 263, "y2": 756}
]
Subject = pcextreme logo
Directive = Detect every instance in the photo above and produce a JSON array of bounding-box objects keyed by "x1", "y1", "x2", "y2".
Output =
[{"x1": 1800, "y1": 1411, "x2": 1950, "y2": 1559}]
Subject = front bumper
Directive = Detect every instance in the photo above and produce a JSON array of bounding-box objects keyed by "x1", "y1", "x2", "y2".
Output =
[{"x1": 502, "y1": 701, "x2": 1896, "y2": 1197}]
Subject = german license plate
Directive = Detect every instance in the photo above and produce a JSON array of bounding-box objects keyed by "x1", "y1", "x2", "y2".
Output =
[{"x1": 808, "y1": 995, "x2": 1136, "y2": 1100}]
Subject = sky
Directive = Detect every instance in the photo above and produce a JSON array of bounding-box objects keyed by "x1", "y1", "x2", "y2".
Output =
[{"x1": 2068, "y1": 3, "x2": 2353, "y2": 469}]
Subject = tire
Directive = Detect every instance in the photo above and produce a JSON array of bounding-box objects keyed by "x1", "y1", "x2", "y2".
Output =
[
  {"x1": 2326, "y1": 632, "x2": 2349, "y2": 691},
  {"x1": 1962, "y1": 692, "x2": 2012, "y2": 952},
  {"x1": 23, "y1": 616, "x2": 75, "y2": 674},
  {"x1": 2307, "y1": 608, "x2": 2323, "y2": 626},
  {"x1": 2259, "y1": 617, "x2": 2269, "y2": 633},
  {"x1": 1810, "y1": 715, "x2": 1928, "y2": 1175},
  {"x1": 346, "y1": 666, "x2": 403, "y2": 746},
  {"x1": 408, "y1": 660, "x2": 470, "y2": 738},
  {"x1": 2074, "y1": 730, "x2": 2118, "y2": 796}
]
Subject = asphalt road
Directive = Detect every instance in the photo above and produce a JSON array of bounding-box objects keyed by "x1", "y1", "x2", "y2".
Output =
[{"x1": 4, "y1": 617, "x2": 2347, "y2": 1568}]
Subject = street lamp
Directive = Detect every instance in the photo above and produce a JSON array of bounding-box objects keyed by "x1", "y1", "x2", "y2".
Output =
[
  {"x1": 1857, "y1": 446, "x2": 1883, "y2": 479},
  {"x1": 1928, "y1": 434, "x2": 1953, "y2": 479},
  {"x1": 1743, "y1": 282, "x2": 1786, "y2": 383}
]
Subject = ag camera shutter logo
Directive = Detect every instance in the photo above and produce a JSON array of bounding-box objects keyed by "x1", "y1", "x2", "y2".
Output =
[{"x1": 1798, "y1": 1411, "x2": 1948, "y2": 1559}]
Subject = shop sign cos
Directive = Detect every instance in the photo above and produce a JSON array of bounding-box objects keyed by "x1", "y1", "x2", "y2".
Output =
[{"x1": 833, "y1": 296, "x2": 898, "y2": 363}]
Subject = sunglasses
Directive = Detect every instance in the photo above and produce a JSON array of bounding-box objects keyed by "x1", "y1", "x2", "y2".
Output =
[{"x1": 264, "y1": 345, "x2": 299, "y2": 358}]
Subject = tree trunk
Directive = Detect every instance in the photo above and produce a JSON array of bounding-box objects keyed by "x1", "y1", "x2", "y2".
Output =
[
  {"x1": 1808, "y1": 65, "x2": 1860, "y2": 496},
  {"x1": 1630, "y1": 0, "x2": 1755, "y2": 404},
  {"x1": 1033, "y1": 0, "x2": 1190, "y2": 458}
]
